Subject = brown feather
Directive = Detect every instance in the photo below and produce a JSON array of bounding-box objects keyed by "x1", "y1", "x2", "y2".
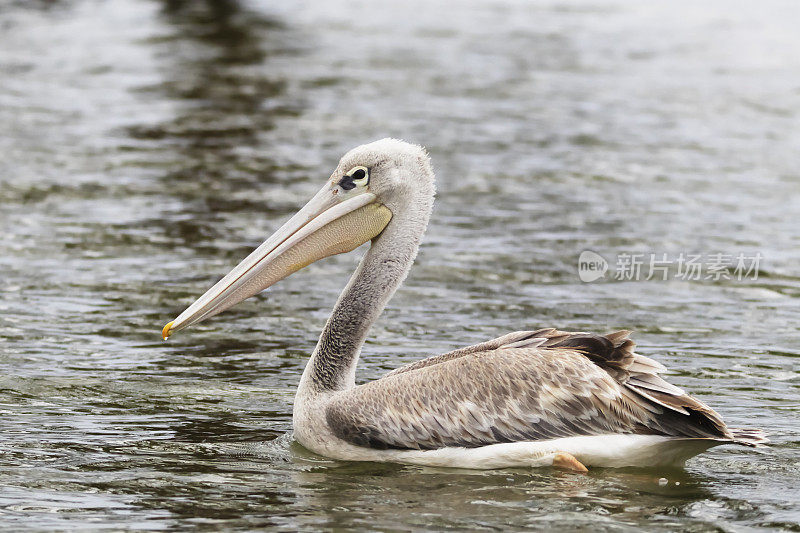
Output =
[{"x1": 326, "y1": 329, "x2": 765, "y2": 450}]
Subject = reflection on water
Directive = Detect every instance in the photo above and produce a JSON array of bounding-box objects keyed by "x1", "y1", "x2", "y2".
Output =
[
  {"x1": 0, "y1": 0, "x2": 798, "y2": 530},
  {"x1": 132, "y1": 0, "x2": 294, "y2": 253}
]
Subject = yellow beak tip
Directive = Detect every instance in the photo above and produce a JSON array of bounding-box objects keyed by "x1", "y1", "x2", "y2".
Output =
[{"x1": 162, "y1": 321, "x2": 175, "y2": 341}]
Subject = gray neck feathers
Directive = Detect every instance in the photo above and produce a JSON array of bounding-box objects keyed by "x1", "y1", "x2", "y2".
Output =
[{"x1": 301, "y1": 193, "x2": 432, "y2": 393}]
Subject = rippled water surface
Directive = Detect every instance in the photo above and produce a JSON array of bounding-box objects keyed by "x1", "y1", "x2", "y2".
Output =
[{"x1": 1, "y1": 0, "x2": 799, "y2": 530}]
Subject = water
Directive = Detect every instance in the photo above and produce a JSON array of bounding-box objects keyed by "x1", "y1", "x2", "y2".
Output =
[{"x1": 1, "y1": 0, "x2": 798, "y2": 529}]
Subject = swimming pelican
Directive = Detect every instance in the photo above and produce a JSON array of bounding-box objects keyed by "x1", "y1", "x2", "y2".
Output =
[{"x1": 162, "y1": 139, "x2": 766, "y2": 470}]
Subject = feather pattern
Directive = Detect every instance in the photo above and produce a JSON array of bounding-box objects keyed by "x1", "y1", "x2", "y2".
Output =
[{"x1": 325, "y1": 329, "x2": 764, "y2": 451}]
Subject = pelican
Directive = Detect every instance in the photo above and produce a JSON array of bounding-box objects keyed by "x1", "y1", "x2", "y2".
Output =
[{"x1": 162, "y1": 139, "x2": 766, "y2": 470}]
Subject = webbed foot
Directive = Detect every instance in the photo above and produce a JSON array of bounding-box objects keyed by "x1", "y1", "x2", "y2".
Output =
[{"x1": 552, "y1": 452, "x2": 588, "y2": 472}]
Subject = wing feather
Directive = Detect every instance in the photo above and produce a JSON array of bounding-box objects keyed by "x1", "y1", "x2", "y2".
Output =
[
  {"x1": 325, "y1": 330, "x2": 750, "y2": 450},
  {"x1": 383, "y1": 329, "x2": 557, "y2": 378}
]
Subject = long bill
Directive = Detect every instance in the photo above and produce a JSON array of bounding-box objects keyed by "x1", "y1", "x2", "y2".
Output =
[{"x1": 161, "y1": 186, "x2": 392, "y2": 339}]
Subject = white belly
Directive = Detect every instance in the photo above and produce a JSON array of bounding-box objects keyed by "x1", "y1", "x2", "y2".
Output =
[
  {"x1": 295, "y1": 416, "x2": 718, "y2": 469},
  {"x1": 293, "y1": 385, "x2": 718, "y2": 470},
  {"x1": 372, "y1": 434, "x2": 719, "y2": 469}
]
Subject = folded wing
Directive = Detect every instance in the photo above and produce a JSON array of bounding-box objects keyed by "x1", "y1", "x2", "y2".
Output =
[{"x1": 324, "y1": 329, "x2": 761, "y2": 450}]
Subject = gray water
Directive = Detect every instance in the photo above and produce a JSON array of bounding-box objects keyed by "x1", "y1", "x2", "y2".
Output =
[{"x1": 1, "y1": 0, "x2": 799, "y2": 530}]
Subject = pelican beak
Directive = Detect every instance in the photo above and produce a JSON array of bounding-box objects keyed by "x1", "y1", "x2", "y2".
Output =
[{"x1": 162, "y1": 186, "x2": 392, "y2": 339}]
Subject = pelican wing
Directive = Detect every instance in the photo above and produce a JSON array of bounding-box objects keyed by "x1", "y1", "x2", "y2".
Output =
[
  {"x1": 382, "y1": 330, "x2": 552, "y2": 378},
  {"x1": 325, "y1": 330, "x2": 741, "y2": 451}
]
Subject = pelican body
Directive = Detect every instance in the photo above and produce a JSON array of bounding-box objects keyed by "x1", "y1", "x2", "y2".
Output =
[{"x1": 162, "y1": 139, "x2": 766, "y2": 470}]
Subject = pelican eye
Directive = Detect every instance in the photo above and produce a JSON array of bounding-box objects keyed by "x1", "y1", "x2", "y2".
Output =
[{"x1": 339, "y1": 166, "x2": 369, "y2": 191}]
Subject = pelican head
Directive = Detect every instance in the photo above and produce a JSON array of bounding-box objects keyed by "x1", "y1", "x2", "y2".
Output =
[{"x1": 162, "y1": 138, "x2": 435, "y2": 339}]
